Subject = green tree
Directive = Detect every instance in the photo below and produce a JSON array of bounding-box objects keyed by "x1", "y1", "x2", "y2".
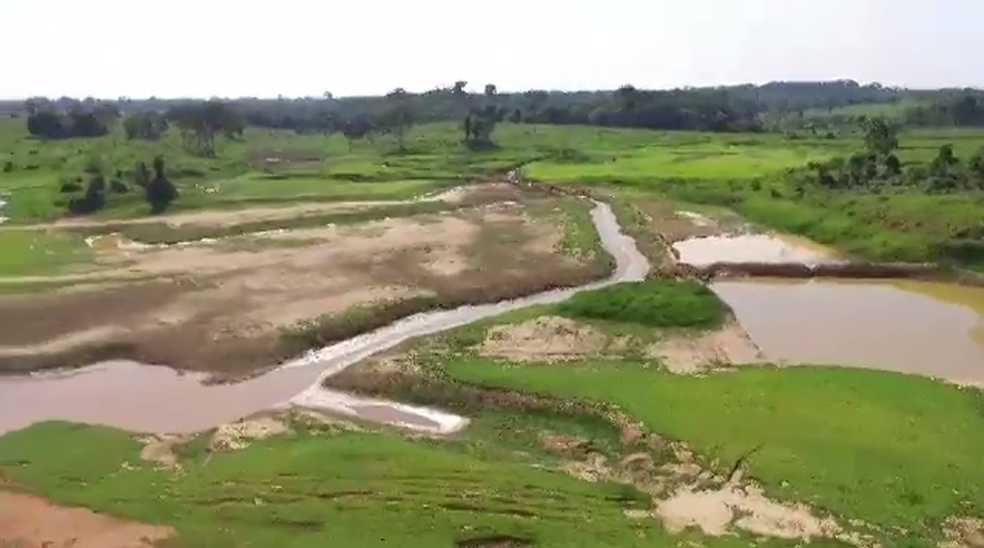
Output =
[
  {"x1": 379, "y1": 88, "x2": 415, "y2": 151},
  {"x1": 860, "y1": 116, "x2": 898, "y2": 155},
  {"x1": 484, "y1": 83, "x2": 497, "y2": 98},
  {"x1": 166, "y1": 101, "x2": 243, "y2": 156},
  {"x1": 146, "y1": 156, "x2": 178, "y2": 213},
  {"x1": 123, "y1": 112, "x2": 169, "y2": 141}
]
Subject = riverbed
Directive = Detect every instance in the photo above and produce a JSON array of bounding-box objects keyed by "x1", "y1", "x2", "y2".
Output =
[{"x1": 0, "y1": 201, "x2": 650, "y2": 436}]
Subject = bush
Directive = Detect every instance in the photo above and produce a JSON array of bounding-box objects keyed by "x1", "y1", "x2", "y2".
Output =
[
  {"x1": 557, "y1": 279, "x2": 729, "y2": 329},
  {"x1": 2, "y1": 161, "x2": 12, "y2": 172},
  {"x1": 109, "y1": 179, "x2": 128, "y2": 194},
  {"x1": 146, "y1": 156, "x2": 178, "y2": 213},
  {"x1": 67, "y1": 175, "x2": 106, "y2": 214}
]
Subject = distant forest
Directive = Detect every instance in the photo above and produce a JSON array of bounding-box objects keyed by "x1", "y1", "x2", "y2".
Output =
[{"x1": 6, "y1": 80, "x2": 984, "y2": 143}]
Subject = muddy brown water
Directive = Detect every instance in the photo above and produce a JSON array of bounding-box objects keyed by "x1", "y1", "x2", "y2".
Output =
[
  {"x1": 673, "y1": 234, "x2": 842, "y2": 266},
  {"x1": 713, "y1": 279, "x2": 984, "y2": 384},
  {"x1": 0, "y1": 201, "x2": 650, "y2": 436}
]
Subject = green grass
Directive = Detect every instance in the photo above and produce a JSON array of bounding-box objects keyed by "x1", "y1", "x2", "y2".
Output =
[
  {"x1": 0, "y1": 421, "x2": 764, "y2": 548},
  {"x1": 557, "y1": 279, "x2": 729, "y2": 329},
  {"x1": 444, "y1": 360, "x2": 984, "y2": 544},
  {"x1": 0, "y1": 230, "x2": 91, "y2": 276}
]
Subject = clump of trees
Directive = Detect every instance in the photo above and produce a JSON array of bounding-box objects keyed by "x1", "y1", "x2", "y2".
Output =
[
  {"x1": 123, "y1": 111, "x2": 169, "y2": 140},
  {"x1": 906, "y1": 94, "x2": 984, "y2": 127},
  {"x1": 801, "y1": 117, "x2": 984, "y2": 193},
  {"x1": 61, "y1": 156, "x2": 178, "y2": 216},
  {"x1": 26, "y1": 108, "x2": 116, "y2": 139},
  {"x1": 166, "y1": 101, "x2": 244, "y2": 156},
  {"x1": 376, "y1": 88, "x2": 416, "y2": 151}
]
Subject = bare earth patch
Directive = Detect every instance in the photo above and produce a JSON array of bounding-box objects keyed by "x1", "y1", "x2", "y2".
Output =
[
  {"x1": 0, "y1": 492, "x2": 172, "y2": 548},
  {"x1": 941, "y1": 516, "x2": 984, "y2": 548},
  {"x1": 0, "y1": 193, "x2": 600, "y2": 375},
  {"x1": 655, "y1": 482, "x2": 844, "y2": 541},
  {"x1": 210, "y1": 415, "x2": 291, "y2": 451},
  {"x1": 646, "y1": 322, "x2": 765, "y2": 373},
  {"x1": 479, "y1": 316, "x2": 607, "y2": 362},
  {"x1": 137, "y1": 434, "x2": 190, "y2": 470}
]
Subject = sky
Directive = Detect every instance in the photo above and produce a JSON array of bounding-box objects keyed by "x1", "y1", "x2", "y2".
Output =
[{"x1": 3, "y1": 0, "x2": 983, "y2": 99}]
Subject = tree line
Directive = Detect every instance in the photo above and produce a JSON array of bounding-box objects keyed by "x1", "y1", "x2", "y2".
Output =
[{"x1": 799, "y1": 117, "x2": 984, "y2": 194}]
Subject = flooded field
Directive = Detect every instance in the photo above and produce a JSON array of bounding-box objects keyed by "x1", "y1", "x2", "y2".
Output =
[
  {"x1": 713, "y1": 279, "x2": 984, "y2": 384},
  {"x1": 673, "y1": 234, "x2": 842, "y2": 266}
]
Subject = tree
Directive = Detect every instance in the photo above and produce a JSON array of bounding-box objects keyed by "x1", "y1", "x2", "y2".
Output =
[
  {"x1": 146, "y1": 156, "x2": 178, "y2": 213},
  {"x1": 27, "y1": 111, "x2": 67, "y2": 139},
  {"x1": 860, "y1": 116, "x2": 898, "y2": 155},
  {"x1": 484, "y1": 83, "x2": 497, "y2": 98},
  {"x1": 123, "y1": 112, "x2": 169, "y2": 141},
  {"x1": 463, "y1": 105, "x2": 501, "y2": 148},
  {"x1": 379, "y1": 88, "x2": 416, "y2": 151},
  {"x1": 68, "y1": 171, "x2": 107, "y2": 214},
  {"x1": 133, "y1": 161, "x2": 152, "y2": 188},
  {"x1": 166, "y1": 101, "x2": 243, "y2": 156},
  {"x1": 339, "y1": 116, "x2": 374, "y2": 149},
  {"x1": 452, "y1": 81, "x2": 468, "y2": 96},
  {"x1": 615, "y1": 84, "x2": 641, "y2": 112}
]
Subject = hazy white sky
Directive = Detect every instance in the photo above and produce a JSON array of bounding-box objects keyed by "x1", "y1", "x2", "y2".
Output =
[{"x1": 4, "y1": 0, "x2": 982, "y2": 99}]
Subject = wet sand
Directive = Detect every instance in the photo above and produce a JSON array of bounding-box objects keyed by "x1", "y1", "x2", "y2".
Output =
[
  {"x1": 712, "y1": 279, "x2": 984, "y2": 383},
  {"x1": 674, "y1": 234, "x2": 841, "y2": 266}
]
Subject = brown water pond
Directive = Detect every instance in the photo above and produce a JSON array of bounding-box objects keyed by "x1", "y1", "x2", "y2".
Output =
[{"x1": 712, "y1": 279, "x2": 984, "y2": 385}]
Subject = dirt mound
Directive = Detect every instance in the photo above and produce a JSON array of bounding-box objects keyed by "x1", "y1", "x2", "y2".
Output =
[
  {"x1": 479, "y1": 316, "x2": 607, "y2": 362},
  {"x1": 0, "y1": 492, "x2": 172, "y2": 548},
  {"x1": 646, "y1": 322, "x2": 765, "y2": 373},
  {"x1": 137, "y1": 434, "x2": 190, "y2": 470},
  {"x1": 211, "y1": 416, "x2": 290, "y2": 451},
  {"x1": 655, "y1": 482, "x2": 843, "y2": 540},
  {"x1": 942, "y1": 516, "x2": 984, "y2": 548}
]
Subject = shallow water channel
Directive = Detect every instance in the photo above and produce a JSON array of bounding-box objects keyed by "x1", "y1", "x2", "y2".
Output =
[{"x1": 0, "y1": 201, "x2": 650, "y2": 436}]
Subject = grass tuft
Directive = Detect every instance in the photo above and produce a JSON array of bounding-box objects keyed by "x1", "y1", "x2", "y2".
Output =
[{"x1": 557, "y1": 279, "x2": 729, "y2": 329}]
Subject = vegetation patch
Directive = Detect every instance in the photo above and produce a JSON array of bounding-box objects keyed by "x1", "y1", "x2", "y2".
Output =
[
  {"x1": 557, "y1": 279, "x2": 729, "y2": 329},
  {"x1": 0, "y1": 421, "x2": 700, "y2": 548},
  {"x1": 443, "y1": 359, "x2": 984, "y2": 543}
]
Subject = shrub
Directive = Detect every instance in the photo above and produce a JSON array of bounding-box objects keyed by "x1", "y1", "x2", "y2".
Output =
[
  {"x1": 2, "y1": 161, "x2": 12, "y2": 172},
  {"x1": 146, "y1": 156, "x2": 178, "y2": 213},
  {"x1": 109, "y1": 179, "x2": 128, "y2": 194},
  {"x1": 557, "y1": 279, "x2": 729, "y2": 329}
]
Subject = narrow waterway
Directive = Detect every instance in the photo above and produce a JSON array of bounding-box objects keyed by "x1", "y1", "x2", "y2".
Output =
[{"x1": 0, "y1": 201, "x2": 650, "y2": 436}]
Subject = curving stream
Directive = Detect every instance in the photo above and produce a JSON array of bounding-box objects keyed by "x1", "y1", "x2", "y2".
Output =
[{"x1": 0, "y1": 201, "x2": 650, "y2": 436}]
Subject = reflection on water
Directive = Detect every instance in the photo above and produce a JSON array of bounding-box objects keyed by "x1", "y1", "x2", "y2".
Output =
[
  {"x1": 712, "y1": 279, "x2": 984, "y2": 384},
  {"x1": 674, "y1": 234, "x2": 841, "y2": 266}
]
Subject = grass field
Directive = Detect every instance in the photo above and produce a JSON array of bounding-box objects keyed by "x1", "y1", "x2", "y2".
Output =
[
  {"x1": 0, "y1": 419, "x2": 772, "y2": 548},
  {"x1": 443, "y1": 360, "x2": 984, "y2": 544},
  {"x1": 5, "y1": 116, "x2": 984, "y2": 271}
]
